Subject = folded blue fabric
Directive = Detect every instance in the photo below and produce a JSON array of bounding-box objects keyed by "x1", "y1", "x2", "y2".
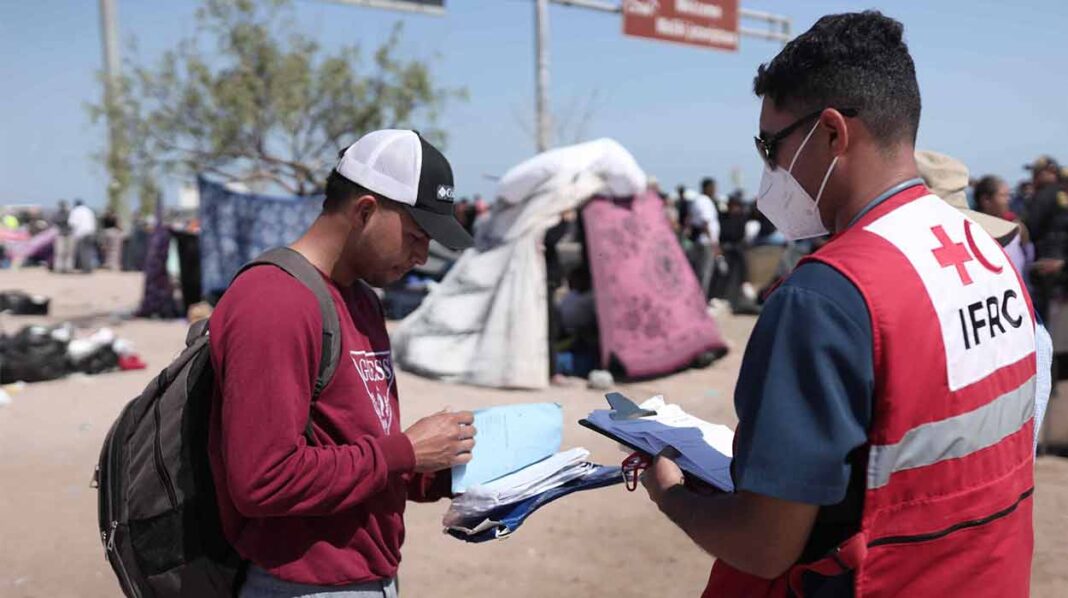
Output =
[{"x1": 446, "y1": 465, "x2": 623, "y2": 543}]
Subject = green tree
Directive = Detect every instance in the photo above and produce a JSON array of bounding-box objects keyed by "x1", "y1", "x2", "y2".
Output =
[{"x1": 90, "y1": 0, "x2": 463, "y2": 216}]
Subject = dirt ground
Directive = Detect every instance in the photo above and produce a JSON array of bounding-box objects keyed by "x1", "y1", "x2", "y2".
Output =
[{"x1": 0, "y1": 268, "x2": 1065, "y2": 597}]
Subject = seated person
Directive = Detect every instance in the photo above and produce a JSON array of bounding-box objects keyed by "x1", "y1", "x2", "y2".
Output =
[{"x1": 554, "y1": 265, "x2": 600, "y2": 377}]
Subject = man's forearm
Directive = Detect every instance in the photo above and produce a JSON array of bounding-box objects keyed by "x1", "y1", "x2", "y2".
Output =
[
  {"x1": 657, "y1": 487, "x2": 814, "y2": 579},
  {"x1": 658, "y1": 487, "x2": 762, "y2": 571}
]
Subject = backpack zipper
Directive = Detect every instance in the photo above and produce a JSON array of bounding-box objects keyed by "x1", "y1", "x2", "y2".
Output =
[
  {"x1": 105, "y1": 521, "x2": 141, "y2": 598},
  {"x1": 101, "y1": 410, "x2": 141, "y2": 597},
  {"x1": 153, "y1": 398, "x2": 178, "y2": 509},
  {"x1": 100, "y1": 417, "x2": 120, "y2": 549}
]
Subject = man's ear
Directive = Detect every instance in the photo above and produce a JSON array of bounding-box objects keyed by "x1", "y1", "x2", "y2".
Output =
[
  {"x1": 821, "y1": 108, "x2": 850, "y2": 157},
  {"x1": 348, "y1": 194, "x2": 379, "y2": 229}
]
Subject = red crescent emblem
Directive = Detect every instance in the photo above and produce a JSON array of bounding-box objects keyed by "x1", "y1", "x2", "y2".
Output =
[{"x1": 964, "y1": 220, "x2": 1003, "y2": 274}]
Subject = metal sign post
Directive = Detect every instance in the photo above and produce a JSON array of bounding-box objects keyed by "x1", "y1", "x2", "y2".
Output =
[{"x1": 322, "y1": 0, "x2": 446, "y2": 16}]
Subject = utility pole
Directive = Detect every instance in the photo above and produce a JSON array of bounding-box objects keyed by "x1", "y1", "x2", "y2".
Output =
[
  {"x1": 534, "y1": 0, "x2": 552, "y2": 152},
  {"x1": 99, "y1": 0, "x2": 124, "y2": 214}
]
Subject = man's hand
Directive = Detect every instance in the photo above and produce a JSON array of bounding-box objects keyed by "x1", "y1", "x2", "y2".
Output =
[
  {"x1": 641, "y1": 450, "x2": 686, "y2": 506},
  {"x1": 404, "y1": 411, "x2": 476, "y2": 473},
  {"x1": 1033, "y1": 258, "x2": 1065, "y2": 276}
]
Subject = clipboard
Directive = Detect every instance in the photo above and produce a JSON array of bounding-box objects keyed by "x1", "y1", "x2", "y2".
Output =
[
  {"x1": 578, "y1": 417, "x2": 726, "y2": 493},
  {"x1": 578, "y1": 418, "x2": 650, "y2": 455}
]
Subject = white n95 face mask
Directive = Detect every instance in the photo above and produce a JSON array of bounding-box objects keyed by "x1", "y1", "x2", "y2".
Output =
[{"x1": 756, "y1": 120, "x2": 839, "y2": 241}]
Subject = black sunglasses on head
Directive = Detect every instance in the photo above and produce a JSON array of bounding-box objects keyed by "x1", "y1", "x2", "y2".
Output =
[{"x1": 755, "y1": 107, "x2": 858, "y2": 170}]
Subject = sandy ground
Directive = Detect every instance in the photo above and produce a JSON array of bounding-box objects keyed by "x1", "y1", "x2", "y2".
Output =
[{"x1": 0, "y1": 267, "x2": 1065, "y2": 597}]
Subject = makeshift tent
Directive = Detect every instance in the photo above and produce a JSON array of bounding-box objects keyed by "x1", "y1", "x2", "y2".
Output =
[{"x1": 392, "y1": 139, "x2": 728, "y2": 389}]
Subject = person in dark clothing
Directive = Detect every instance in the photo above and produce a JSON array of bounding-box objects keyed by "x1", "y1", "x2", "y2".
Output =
[
  {"x1": 544, "y1": 215, "x2": 573, "y2": 382},
  {"x1": 52, "y1": 200, "x2": 74, "y2": 273},
  {"x1": 1028, "y1": 155, "x2": 1060, "y2": 193},
  {"x1": 1025, "y1": 159, "x2": 1068, "y2": 321},
  {"x1": 1011, "y1": 180, "x2": 1034, "y2": 221},
  {"x1": 555, "y1": 264, "x2": 600, "y2": 377},
  {"x1": 675, "y1": 184, "x2": 691, "y2": 244},
  {"x1": 100, "y1": 209, "x2": 123, "y2": 270},
  {"x1": 713, "y1": 194, "x2": 754, "y2": 311}
]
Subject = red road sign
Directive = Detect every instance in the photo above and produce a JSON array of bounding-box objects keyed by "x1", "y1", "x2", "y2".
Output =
[{"x1": 622, "y1": 0, "x2": 740, "y2": 52}]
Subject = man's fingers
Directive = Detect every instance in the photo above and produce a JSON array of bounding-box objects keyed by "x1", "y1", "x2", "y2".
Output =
[
  {"x1": 453, "y1": 411, "x2": 475, "y2": 425},
  {"x1": 657, "y1": 446, "x2": 681, "y2": 460},
  {"x1": 454, "y1": 423, "x2": 477, "y2": 440},
  {"x1": 455, "y1": 425, "x2": 477, "y2": 440},
  {"x1": 453, "y1": 452, "x2": 473, "y2": 465},
  {"x1": 456, "y1": 438, "x2": 475, "y2": 453}
]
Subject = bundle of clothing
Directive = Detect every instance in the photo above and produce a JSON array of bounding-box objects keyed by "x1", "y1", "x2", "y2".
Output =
[
  {"x1": 0, "y1": 324, "x2": 146, "y2": 384},
  {"x1": 0, "y1": 290, "x2": 50, "y2": 315}
]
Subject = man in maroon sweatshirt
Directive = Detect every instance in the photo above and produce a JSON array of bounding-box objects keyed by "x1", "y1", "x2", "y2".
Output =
[{"x1": 208, "y1": 130, "x2": 477, "y2": 597}]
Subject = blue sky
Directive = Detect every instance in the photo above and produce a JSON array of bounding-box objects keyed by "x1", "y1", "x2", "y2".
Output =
[{"x1": 2, "y1": 0, "x2": 1067, "y2": 209}]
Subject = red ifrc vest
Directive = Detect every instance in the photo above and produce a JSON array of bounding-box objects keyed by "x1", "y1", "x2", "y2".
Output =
[{"x1": 704, "y1": 185, "x2": 1037, "y2": 597}]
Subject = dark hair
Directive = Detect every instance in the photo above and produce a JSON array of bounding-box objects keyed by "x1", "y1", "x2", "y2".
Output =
[
  {"x1": 701, "y1": 177, "x2": 716, "y2": 192},
  {"x1": 753, "y1": 11, "x2": 921, "y2": 147},
  {"x1": 974, "y1": 175, "x2": 1003, "y2": 204},
  {"x1": 323, "y1": 169, "x2": 381, "y2": 213},
  {"x1": 567, "y1": 265, "x2": 592, "y2": 293}
]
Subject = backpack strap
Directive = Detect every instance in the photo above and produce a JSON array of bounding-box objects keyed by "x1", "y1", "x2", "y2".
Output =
[{"x1": 233, "y1": 247, "x2": 342, "y2": 441}]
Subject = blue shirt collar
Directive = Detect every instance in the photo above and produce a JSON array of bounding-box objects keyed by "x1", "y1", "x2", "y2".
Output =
[{"x1": 846, "y1": 177, "x2": 926, "y2": 229}]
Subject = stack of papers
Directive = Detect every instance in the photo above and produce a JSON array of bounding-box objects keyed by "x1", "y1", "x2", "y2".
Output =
[
  {"x1": 445, "y1": 448, "x2": 595, "y2": 526},
  {"x1": 583, "y1": 395, "x2": 735, "y2": 491},
  {"x1": 444, "y1": 448, "x2": 622, "y2": 542},
  {"x1": 452, "y1": 402, "x2": 563, "y2": 494}
]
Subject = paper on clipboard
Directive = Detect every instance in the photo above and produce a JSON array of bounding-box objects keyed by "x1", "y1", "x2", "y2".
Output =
[{"x1": 582, "y1": 395, "x2": 735, "y2": 491}]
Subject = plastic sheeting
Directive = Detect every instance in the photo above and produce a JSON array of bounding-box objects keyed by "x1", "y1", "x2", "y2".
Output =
[
  {"x1": 5, "y1": 228, "x2": 57, "y2": 264},
  {"x1": 495, "y1": 138, "x2": 647, "y2": 206},
  {"x1": 392, "y1": 139, "x2": 649, "y2": 389}
]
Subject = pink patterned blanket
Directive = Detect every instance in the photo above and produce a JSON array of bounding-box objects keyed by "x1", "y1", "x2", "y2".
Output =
[{"x1": 583, "y1": 192, "x2": 727, "y2": 378}]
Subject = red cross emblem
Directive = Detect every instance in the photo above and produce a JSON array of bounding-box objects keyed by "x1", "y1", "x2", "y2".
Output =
[{"x1": 931, "y1": 225, "x2": 974, "y2": 285}]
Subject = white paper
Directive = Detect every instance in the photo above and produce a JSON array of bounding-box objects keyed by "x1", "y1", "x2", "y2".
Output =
[{"x1": 444, "y1": 448, "x2": 596, "y2": 526}]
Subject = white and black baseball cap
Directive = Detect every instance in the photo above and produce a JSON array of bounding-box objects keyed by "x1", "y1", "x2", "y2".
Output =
[{"x1": 336, "y1": 129, "x2": 473, "y2": 250}]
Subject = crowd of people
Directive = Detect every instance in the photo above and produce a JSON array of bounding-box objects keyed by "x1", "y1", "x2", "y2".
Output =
[
  {"x1": 49, "y1": 200, "x2": 126, "y2": 273},
  {"x1": 635, "y1": 152, "x2": 1068, "y2": 324},
  {"x1": 0, "y1": 200, "x2": 163, "y2": 274},
  {"x1": 652, "y1": 177, "x2": 778, "y2": 314}
]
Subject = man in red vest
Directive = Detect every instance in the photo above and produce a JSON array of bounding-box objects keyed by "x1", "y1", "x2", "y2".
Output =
[{"x1": 642, "y1": 11, "x2": 1037, "y2": 597}]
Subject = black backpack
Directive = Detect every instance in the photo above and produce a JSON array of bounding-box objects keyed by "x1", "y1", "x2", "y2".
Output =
[{"x1": 93, "y1": 248, "x2": 341, "y2": 597}]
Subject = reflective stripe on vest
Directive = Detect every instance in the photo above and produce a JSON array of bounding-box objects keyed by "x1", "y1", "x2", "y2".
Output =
[{"x1": 867, "y1": 375, "x2": 1035, "y2": 489}]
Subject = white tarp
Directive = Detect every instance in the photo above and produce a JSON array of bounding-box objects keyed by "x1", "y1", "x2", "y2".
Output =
[{"x1": 392, "y1": 139, "x2": 646, "y2": 389}]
